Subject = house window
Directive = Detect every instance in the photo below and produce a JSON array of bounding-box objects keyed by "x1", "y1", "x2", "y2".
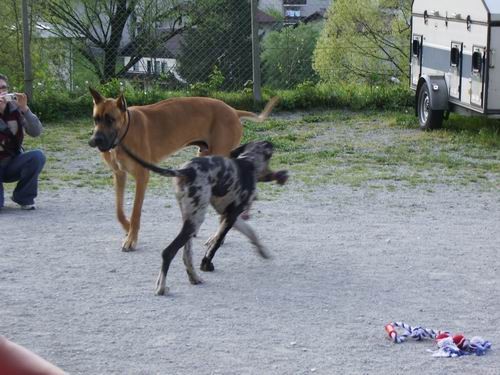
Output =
[
  {"x1": 286, "y1": 9, "x2": 301, "y2": 17},
  {"x1": 155, "y1": 61, "x2": 161, "y2": 73},
  {"x1": 450, "y1": 46, "x2": 460, "y2": 67},
  {"x1": 472, "y1": 51, "x2": 482, "y2": 73},
  {"x1": 161, "y1": 62, "x2": 167, "y2": 73}
]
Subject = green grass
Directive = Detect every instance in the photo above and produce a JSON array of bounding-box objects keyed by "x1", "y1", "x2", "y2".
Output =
[
  {"x1": 8, "y1": 110, "x2": 499, "y2": 195},
  {"x1": 242, "y1": 110, "x2": 499, "y2": 189}
]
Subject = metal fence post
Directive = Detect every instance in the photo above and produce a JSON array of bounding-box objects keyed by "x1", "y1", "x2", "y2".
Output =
[
  {"x1": 250, "y1": 0, "x2": 262, "y2": 102},
  {"x1": 22, "y1": 0, "x2": 33, "y2": 99}
]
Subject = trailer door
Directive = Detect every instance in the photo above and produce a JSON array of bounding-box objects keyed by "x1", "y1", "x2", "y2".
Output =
[
  {"x1": 411, "y1": 35, "x2": 423, "y2": 87},
  {"x1": 450, "y1": 42, "x2": 463, "y2": 100},
  {"x1": 470, "y1": 46, "x2": 486, "y2": 107}
]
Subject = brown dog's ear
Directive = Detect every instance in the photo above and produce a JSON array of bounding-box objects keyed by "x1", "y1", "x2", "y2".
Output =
[
  {"x1": 89, "y1": 87, "x2": 104, "y2": 104},
  {"x1": 116, "y1": 94, "x2": 127, "y2": 112}
]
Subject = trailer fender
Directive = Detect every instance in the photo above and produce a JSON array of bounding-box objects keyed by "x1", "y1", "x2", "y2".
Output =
[{"x1": 415, "y1": 76, "x2": 449, "y2": 116}]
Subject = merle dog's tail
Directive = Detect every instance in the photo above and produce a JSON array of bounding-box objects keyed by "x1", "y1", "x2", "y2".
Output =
[{"x1": 121, "y1": 144, "x2": 184, "y2": 178}]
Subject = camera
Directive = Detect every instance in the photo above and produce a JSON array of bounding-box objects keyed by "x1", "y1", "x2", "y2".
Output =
[{"x1": 2, "y1": 93, "x2": 17, "y2": 102}]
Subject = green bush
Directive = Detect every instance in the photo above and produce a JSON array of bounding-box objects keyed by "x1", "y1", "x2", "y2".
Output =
[
  {"x1": 31, "y1": 92, "x2": 92, "y2": 122},
  {"x1": 188, "y1": 66, "x2": 226, "y2": 97},
  {"x1": 275, "y1": 82, "x2": 413, "y2": 111},
  {"x1": 30, "y1": 81, "x2": 414, "y2": 122},
  {"x1": 261, "y1": 23, "x2": 321, "y2": 89}
]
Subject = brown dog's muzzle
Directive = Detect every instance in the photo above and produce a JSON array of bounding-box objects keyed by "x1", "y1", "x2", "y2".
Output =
[{"x1": 89, "y1": 130, "x2": 116, "y2": 152}]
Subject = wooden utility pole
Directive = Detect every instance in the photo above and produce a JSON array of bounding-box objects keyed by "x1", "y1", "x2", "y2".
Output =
[
  {"x1": 250, "y1": 0, "x2": 262, "y2": 102},
  {"x1": 22, "y1": 0, "x2": 33, "y2": 99}
]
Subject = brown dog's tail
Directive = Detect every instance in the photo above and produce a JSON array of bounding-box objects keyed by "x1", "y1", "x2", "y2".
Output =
[
  {"x1": 121, "y1": 144, "x2": 185, "y2": 178},
  {"x1": 236, "y1": 96, "x2": 279, "y2": 123}
]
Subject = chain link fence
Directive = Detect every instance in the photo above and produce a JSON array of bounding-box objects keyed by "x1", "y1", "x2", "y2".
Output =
[{"x1": 1, "y1": 0, "x2": 334, "y2": 98}]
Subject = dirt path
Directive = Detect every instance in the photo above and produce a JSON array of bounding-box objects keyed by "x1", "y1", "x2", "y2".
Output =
[{"x1": 1, "y1": 181, "x2": 498, "y2": 374}]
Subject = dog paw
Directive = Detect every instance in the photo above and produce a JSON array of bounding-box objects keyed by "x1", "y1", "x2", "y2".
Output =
[
  {"x1": 121, "y1": 236, "x2": 137, "y2": 252},
  {"x1": 200, "y1": 258, "x2": 215, "y2": 272},
  {"x1": 155, "y1": 286, "x2": 169, "y2": 296},
  {"x1": 257, "y1": 247, "x2": 271, "y2": 259},
  {"x1": 189, "y1": 276, "x2": 203, "y2": 285},
  {"x1": 274, "y1": 170, "x2": 289, "y2": 185},
  {"x1": 187, "y1": 270, "x2": 203, "y2": 285}
]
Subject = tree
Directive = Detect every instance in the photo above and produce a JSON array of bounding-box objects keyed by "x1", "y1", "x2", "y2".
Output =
[
  {"x1": 261, "y1": 22, "x2": 320, "y2": 89},
  {"x1": 176, "y1": 0, "x2": 252, "y2": 90},
  {"x1": 313, "y1": 0, "x2": 411, "y2": 84},
  {"x1": 42, "y1": 0, "x2": 203, "y2": 83},
  {"x1": 0, "y1": 1, "x2": 25, "y2": 84},
  {"x1": 0, "y1": 0, "x2": 66, "y2": 90}
]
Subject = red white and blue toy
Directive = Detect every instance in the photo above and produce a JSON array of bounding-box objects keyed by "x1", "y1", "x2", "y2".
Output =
[{"x1": 385, "y1": 321, "x2": 492, "y2": 357}]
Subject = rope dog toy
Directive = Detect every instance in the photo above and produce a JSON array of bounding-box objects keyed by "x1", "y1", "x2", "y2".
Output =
[
  {"x1": 385, "y1": 322, "x2": 492, "y2": 357},
  {"x1": 385, "y1": 322, "x2": 443, "y2": 343}
]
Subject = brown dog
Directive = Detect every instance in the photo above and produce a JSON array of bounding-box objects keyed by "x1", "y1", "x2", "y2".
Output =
[{"x1": 88, "y1": 88, "x2": 278, "y2": 251}]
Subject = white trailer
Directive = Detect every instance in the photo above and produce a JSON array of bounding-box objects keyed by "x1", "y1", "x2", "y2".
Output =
[{"x1": 411, "y1": 0, "x2": 500, "y2": 129}]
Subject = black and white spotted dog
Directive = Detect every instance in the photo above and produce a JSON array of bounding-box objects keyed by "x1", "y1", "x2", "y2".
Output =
[{"x1": 122, "y1": 141, "x2": 288, "y2": 295}]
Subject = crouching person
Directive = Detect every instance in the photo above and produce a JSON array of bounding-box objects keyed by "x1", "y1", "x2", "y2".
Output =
[{"x1": 0, "y1": 73, "x2": 45, "y2": 211}]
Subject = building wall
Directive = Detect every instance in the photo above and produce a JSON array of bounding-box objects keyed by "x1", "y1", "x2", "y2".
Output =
[{"x1": 259, "y1": 0, "x2": 332, "y2": 18}]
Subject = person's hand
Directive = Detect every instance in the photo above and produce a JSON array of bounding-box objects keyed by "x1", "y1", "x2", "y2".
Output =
[
  {"x1": 15, "y1": 92, "x2": 29, "y2": 113},
  {"x1": 0, "y1": 94, "x2": 7, "y2": 113}
]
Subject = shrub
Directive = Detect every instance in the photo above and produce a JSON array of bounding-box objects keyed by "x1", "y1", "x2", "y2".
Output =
[
  {"x1": 30, "y1": 82, "x2": 414, "y2": 122},
  {"x1": 261, "y1": 23, "x2": 321, "y2": 89}
]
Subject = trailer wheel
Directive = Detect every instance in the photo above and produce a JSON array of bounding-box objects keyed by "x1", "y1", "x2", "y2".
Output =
[{"x1": 417, "y1": 83, "x2": 443, "y2": 130}]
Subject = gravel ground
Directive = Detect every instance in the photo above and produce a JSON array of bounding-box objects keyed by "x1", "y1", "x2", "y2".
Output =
[{"x1": 1, "y1": 180, "x2": 499, "y2": 374}]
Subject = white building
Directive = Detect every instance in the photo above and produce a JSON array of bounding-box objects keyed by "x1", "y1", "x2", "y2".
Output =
[{"x1": 260, "y1": 0, "x2": 332, "y2": 24}]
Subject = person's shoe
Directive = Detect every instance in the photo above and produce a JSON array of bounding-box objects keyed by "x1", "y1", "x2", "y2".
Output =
[{"x1": 11, "y1": 197, "x2": 35, "y2": 210}]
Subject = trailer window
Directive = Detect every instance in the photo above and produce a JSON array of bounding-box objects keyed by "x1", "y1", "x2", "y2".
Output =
[
  {"x1": 450, "y1": 47, "x2": 460, "y2": 67},
  {"x1": 412, "y1": 39, "x2": 420, "y2": 57},
  {"x1": 472, "y1": 51, "x2": 482, "y2": 73}
]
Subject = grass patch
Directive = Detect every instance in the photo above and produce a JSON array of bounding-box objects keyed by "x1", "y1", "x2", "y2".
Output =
[
  {"x1": 5, "y1": 110, "x2": 498, "y2": 196},
  {"x1": 247, "y1": 110, "x2": 500, "y2": 189}
]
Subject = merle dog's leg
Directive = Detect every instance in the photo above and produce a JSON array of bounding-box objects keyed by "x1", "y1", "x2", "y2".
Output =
[
  {"x1": 200, "y1": 208, "x2": 239, "y2": 272},
  {"x1": 204, "y1": 215, "x2": 225, "y2": 248},
  {"x1": 182, "y1": 238, "x2": 202, "y2": 285},
  {"x1": 233, "y1": 216, "x2": 270, "y2": 259},
  {"x1": 155, "y1": 220, "x2": 194, "y2": 295},
  {"x1": 180, "y1": 185, "x2": 209, "y2": 284}
]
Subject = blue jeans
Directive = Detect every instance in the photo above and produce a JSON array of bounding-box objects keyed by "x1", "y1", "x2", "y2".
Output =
[{"x1": 0, "y1": 150, "x2": 46, "y2": 207}]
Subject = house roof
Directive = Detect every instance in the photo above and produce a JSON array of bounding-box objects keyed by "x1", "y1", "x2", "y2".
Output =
[
  {"x1": 302, "y1": 9, "x2": 326, "y2": 23},
  {"x1": 288, "y1": 9, "x2": 326, "y2": 27}
]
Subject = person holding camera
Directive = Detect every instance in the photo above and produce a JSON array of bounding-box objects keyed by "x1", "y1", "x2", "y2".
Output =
[{"x1": 0, "y1": 73, "x2": 45, "y2": 211}]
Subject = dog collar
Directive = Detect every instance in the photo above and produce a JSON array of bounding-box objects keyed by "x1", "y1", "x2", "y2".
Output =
[{"x1": 111, "y1": 109, "x2": 131, "y2": 149}]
